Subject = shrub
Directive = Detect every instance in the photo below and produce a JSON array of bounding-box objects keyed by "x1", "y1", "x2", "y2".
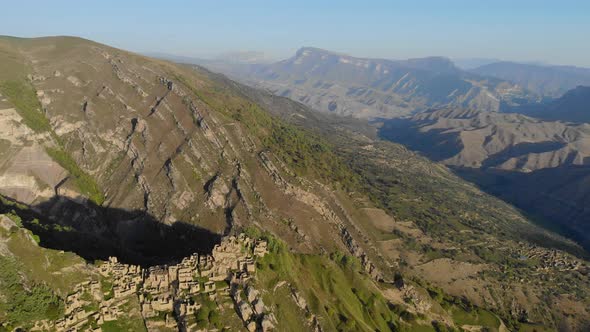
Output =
[
  {"x1": 45, "y1": 147, "x2": 105, "y2": 205},
  {"x1": 0, "y1": 256, "x2": 64, "y2": 325},
  {"x1": 0, "y1": 80, "x2": 51, "y2": 133}
]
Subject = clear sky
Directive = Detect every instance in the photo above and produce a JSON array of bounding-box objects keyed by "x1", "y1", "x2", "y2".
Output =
[{"x1": 2, "y1": 0, "x2": 589, "y2": 66}]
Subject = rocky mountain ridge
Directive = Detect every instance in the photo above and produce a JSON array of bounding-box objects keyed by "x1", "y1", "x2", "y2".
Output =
[
  {"x1": 199, "y1": 47, "x2": 537, "y2": 119},
  {"x1": 472, "y1": 61, "x2": 590, "y2": 97}
]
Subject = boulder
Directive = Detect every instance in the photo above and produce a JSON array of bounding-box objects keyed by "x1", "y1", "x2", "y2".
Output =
[
  {"x1": 261, "y1": 314, "x2": 275, "y2": 331},
  {"x1": 238, "y1": 301, "x2": 253, "y2": 322},
  {"x1": 253, "y1": 298, "x2": 265, "y2": 315},
  {"x1": 246, "y1": 287, "x2": 260, "y2": 303}
]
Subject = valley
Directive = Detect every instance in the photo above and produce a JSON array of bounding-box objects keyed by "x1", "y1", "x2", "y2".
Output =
[{"x1": 201, "y1": 46, "x2": 590, "y2": 261}]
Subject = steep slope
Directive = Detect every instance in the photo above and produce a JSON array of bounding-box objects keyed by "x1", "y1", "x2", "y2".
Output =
[
  {"x1": 200, "y1": 47, "x2": 537, "y2": 119},
  {"x1": 0, "y1": 35, "x2": 469, "y2": 331},
  {"x1": 0, "y1": 36, "x2": 425, "y2": 330},
  {"x1": 0, "y1": 36, "x2": 370, "y2": 264},
  {"x1": 209, "y1": 75, "x2": 590, "y2": 331},
  {"x1": 0, "y1": 36, "x2": 588, "y2": 331},
  {"x1": 472, "y1": 61, "x2": 590, "y2": 98}
]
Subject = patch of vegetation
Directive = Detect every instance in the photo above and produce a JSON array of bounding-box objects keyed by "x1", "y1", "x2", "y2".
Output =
[
  {"x1": 249, "y1": 229, "x2": 399, "y2": 332},
  {"x1": 101, "y1": 320, "x2": 145, "y2": 332},
  {"x1": 5, "y1": 210, "x2": 23, "y2": 227},
  {"x1": 0, "y1": 78, "x2": 105, "y2": 205},
  {"x1": 101, "y1": 299, "x2": 147, "y2": 332},
  {"x1": 450, "y1": 306, "x2": 500, "y2": 329},
  {"x1": 101, "y1": 278, "x2": 114, "y2": 301},
  {"x1": 45, "y1": 147, "x2": 105, "y2": 205},
  {"x1": 0, "y1": 255, "x2": 64, "y2": 328},
  {"x1": 0, "y1": 80, "x2": 51, "y2": 133},
  {"x1": 193, "y1": 294, "x2": 223, "y2": 329},
  {"x1": 262, "y1": 119, "x2": 358, "y2": 188}
]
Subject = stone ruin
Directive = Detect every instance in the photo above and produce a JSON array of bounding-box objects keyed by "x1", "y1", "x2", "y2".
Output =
[{"x1": 32, "y1": 233, "x2": 270, "y2": 331}]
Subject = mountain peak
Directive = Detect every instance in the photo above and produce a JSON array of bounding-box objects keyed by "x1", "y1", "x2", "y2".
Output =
[
  {"x1": 402, "y1": 56, "x2": 459, "y2": 73},
  {"x1": 293, "y1": 47, "x2": 347, "y2": 61},
  {"x1": 295, "y1": 46, "x2": 339, "y2": 56}
]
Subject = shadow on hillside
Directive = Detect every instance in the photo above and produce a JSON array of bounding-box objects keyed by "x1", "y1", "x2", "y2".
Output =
[
  {"x1": 0, "y1": 196, "x2": 221, "y2": 266},
  {"x1": 452, "y1": 165, "x2": 590, "y2": 257},
  {"x1": 479, "y1": 141, "x2": 569, "y2": 169},
  {"x1": 377, "y1": 121, "x2": 590, "y2": 258},
  {"x1": 377, "y1": 118, "x2": 463, "y2": 161}
]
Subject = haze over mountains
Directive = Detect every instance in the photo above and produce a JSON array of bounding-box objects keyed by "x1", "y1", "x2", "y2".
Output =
[
  {"x1": 198, "y1": 46, "x2": 590, "y2": 252},
  {"x1": 472, "y1": 61, "x2": 590, "y2": 98},
  {"x1": 196, "y1": 47, "x2": 538, "y2": 118},
  {"x1": 507, "y1": 85, "x2": 590, "y2": 123}
]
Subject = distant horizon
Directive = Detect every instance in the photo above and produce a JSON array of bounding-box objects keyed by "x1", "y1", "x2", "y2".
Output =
[
  {"x1": 2, "y1": 33, "x2": 585, "y2": 70},
  {"x1": 144, "y1": 47, "x2": 577, "y2": 69},
  {"x1": 2, "y1": 1, "x2": 589, "y2": 67}
]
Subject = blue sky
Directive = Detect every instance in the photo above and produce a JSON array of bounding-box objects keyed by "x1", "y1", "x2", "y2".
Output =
[{"x1": 2, "y1": 0, "x2": 590, "y2": 66}]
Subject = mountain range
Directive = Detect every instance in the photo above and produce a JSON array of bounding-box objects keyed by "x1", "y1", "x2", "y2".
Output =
[
  {"x1": 198, "y1": 46, "x2": 590, "y2": 252},
  {"x1": 507, "y1": 85, "x2": 590, "y2": 123},
  {"x1": 379, "y1": 107, "x2": 590, "y2": 250},
  {"x1": 471, "y1": 61, "x2": 590, "y2": 98},
  {"x1": 200, "y1": 47, "x2": 538, "y2": 119},
  {"x1": 0, "y1": 36, "x2": 589, "y2": 331}
]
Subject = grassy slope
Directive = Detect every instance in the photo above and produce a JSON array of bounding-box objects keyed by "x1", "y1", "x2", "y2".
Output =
[
  {"x1": 248, "y1": 228, "x2": 446, "y2": 332},
  {"x1": 0, "y1": 255, "x2": 63, "y2": 329},
  {"x1": 0, "y1": 201, "x2": 94, "y2": 329},
  {"x1": 176, "y1": 69, "x2": 360, "y2": 190}
]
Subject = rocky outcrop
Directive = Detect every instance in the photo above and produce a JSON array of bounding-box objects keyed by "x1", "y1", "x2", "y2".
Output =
[
  {"x1": 0, "y1": 108, "x2": 69, "y2": 204},
  {"x1": 258, "y1": 149, "x2": 385, "y2": 281},
  {"x1": 232, "y1": 285, "x2": 276, "y2": 331},
  {"x1": 108, "y1": 56, "x2": 148, "y2": 97},
  {"x1": 205, "y1": 174, "x2": 230, "y2": 209},
  {"x1": 158, "y1": 76, "x2": 186, "y2": 98},
  {"x1": 291, "y1": 287, "x2": 322, "y2": 332}
]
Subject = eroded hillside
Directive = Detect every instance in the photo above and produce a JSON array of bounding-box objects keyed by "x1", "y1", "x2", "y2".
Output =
[{"x1": 0, "y1": 36, "x2": 374, "y2": 264}]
